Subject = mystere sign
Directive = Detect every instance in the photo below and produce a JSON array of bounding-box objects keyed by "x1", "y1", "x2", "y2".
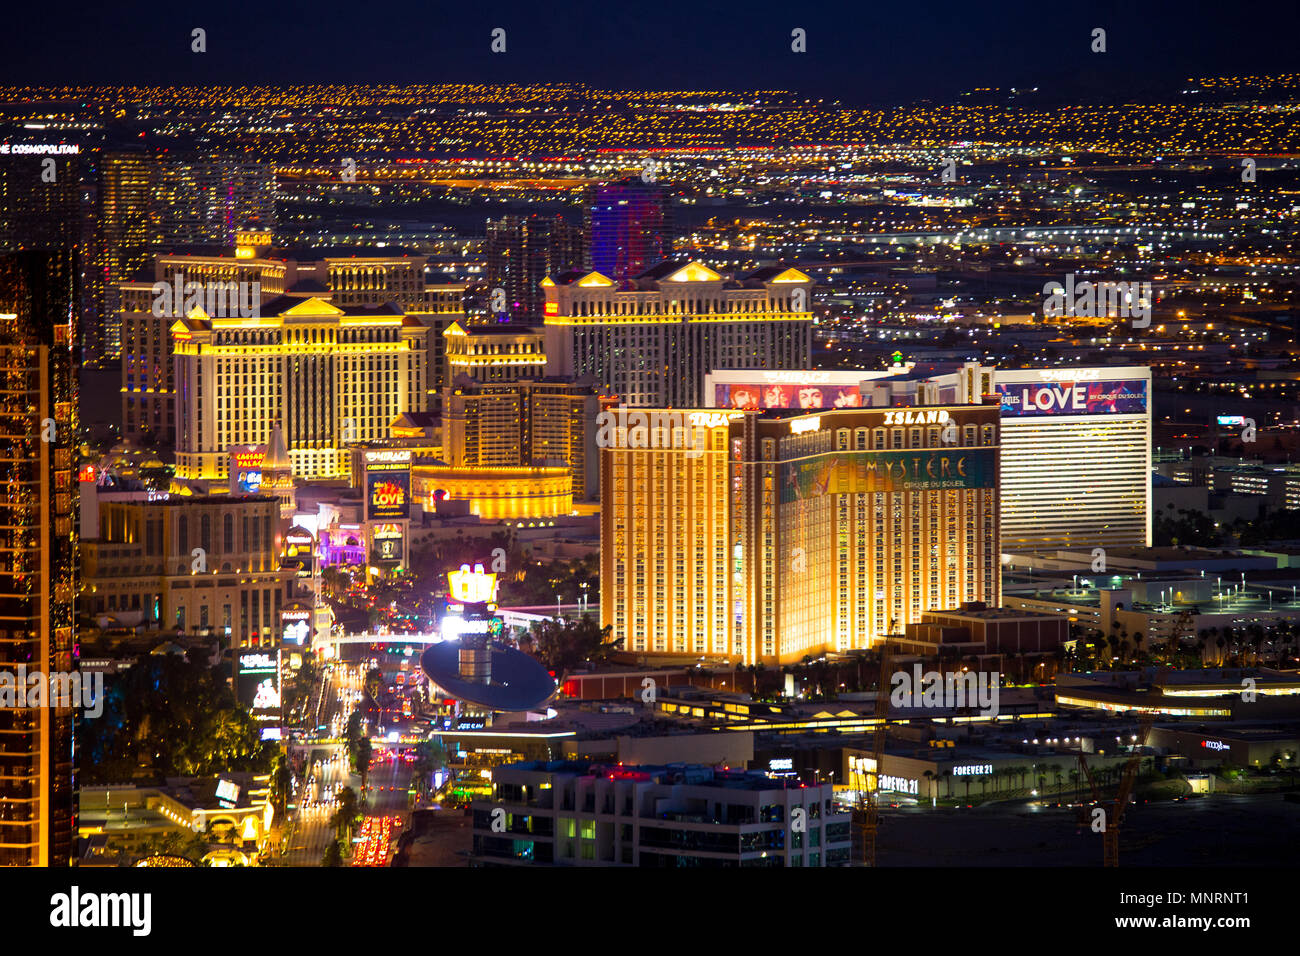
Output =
[{"x1": 781, "y1": 448, "x2": 996, "y2": 503}]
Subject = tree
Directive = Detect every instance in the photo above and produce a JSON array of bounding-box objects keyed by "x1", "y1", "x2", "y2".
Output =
[
  {"x1": 269, "y1": 751, "x2": 293, "y2": 820},
  {"x1": 523, "y1": 614, "x2": 622, "y2": 680},
  {"x1": 332, "y1": 786, "x2": 361, "y2": 841},
  {"x1": 138, "y1": 828, "x2": 211, "y2": 866},
  {"x1": 412, "y1": 738, "x2": 448, "y2": 803},
  {"x1": 354, "y1": 736, "x2": 372, "y2": 789},
  {"x1": 79, "y1": 652, "x2": 273, "y2": 783},
  {"x1": 321, "y1": 840, "x2": 344, "y2": 867}
]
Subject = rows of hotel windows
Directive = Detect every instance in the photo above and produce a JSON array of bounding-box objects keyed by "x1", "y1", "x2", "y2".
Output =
[
  {"x1": 560, "y1": 291, "x2": 799, "y2": 317},
  {"x1": 776, "y1": 424, "x2": 997, "y2": 459}
]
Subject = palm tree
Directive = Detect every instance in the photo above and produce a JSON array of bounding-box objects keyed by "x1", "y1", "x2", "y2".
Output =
[
  {"x1": 412, "y1": 738, "x2": 448, "y2": 804},
  {"x1": 321, "y1": 840, "x2": 344, "y2": 867},
  {"x1": 332, "y1": 785, "x2": 360, "y2": 841},
  {"x1": 269, "y1": 751, "x2": 292, "y2": 820}
]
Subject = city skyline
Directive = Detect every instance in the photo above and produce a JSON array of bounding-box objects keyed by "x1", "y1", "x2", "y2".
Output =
[{"x1": 0, "y1": 1, "x2": 1297, "y2": 909}]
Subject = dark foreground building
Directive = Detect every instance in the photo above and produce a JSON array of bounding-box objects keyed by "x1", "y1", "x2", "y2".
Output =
[{"x1": 0, "y1": 250, "x2": 79, "y2": 865}]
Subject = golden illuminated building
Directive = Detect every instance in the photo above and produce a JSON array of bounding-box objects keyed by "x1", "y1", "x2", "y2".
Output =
[
  {"x1": 0, "y1": 251, "x2": 78, "y2": 865},
  {"x1": 122, "y1": 242, "x2": 467, "y2": 444},
  {"x1": 81, "y1": 494, "x2": 296, "y2": 647},
  {"x1": 543, "y1": 260, "x2": 813, "y2": 407},
  {"x1": 444, "y1": 320, "x2": 547, "y2": 384},
  {"x1": 443, "y1": 378, "x2": 599, "y2": 501},
  {"x1": 601, "y1": 405, "x2": 1001, "y2": 665},
  {"x1": 172, "y1": 296, "x2": 428, "y2": 481},
  {"x1": 411, "y1": 464, "x2": 572, "y2": 520}
]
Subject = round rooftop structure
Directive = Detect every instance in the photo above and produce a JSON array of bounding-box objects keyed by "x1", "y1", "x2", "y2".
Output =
[{"x1": 421, "y1": 638, "x2": 557, "y2": 712}]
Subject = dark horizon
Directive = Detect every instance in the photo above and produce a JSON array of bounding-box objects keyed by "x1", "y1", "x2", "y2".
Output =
[{"x1": 3, "y1": 0, "x2": 1300, "y2": 104}]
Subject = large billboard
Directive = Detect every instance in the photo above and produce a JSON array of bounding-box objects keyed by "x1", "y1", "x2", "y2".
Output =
[
  {"x1": 362, "y1": 449, "x2": 412, "y2": 520},
  {"x1": 780, "y1": 448, "x2": 997, "y2": 503},
  {"x1": 229, "y1": 445, "x2": 267, "y2": 495},
  {"x1": 715, "y1": 381, "x2": 863, "y2": 410},
  {"x1": 996, "y1": 379, "x2": 1147, "y2": 417},
  {"x1": 371, "y1": 523, "x2": 404, "y2": 563},
  {"x1": 235, "y1": 650, "x2": 280, "y2": 720}
]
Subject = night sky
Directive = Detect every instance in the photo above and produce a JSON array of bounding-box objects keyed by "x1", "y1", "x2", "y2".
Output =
[{"x1": 4, "y1": 0, "x2": 1299, "y2": 102}]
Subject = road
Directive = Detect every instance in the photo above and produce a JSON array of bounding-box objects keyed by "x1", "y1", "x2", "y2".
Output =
[{"x1": 280, "y1": 660, "x2": 420, "y2": 866}]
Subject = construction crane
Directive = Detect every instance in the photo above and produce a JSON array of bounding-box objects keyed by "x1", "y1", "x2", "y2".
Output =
[
  {"x1": 1104, "y1": 710, "x2": 1156, "y2": 867},
  {"x1": 1076, "y1": 751, "x2": 1103, "y2": 829},
  {"x1": 853, "y1": 642, "x2": 893, "y2": 866}
]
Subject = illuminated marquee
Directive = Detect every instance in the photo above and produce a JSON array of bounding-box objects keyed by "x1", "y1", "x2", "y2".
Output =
[
  {"x1": 881, "y1": 409, "x2": 950, "y2": 426},
  {"x1": 365, "y1": 449, "x2": 412, "y2": 465},
  {"x1": 687, "y1": 411, "x2": 742, "y2": 429},
  {"x1": 996, "y1": 380, "x2": 1147, "y2": 417},
  {"x1": 879, "y1": 774, "x2": 919, "y2": 795},
  {"x1": 447, "y1": 563, "x2": 498, "y2": 604},
  {"x1": 952, "y1": 764, "x2": 993, "y2": 776}
]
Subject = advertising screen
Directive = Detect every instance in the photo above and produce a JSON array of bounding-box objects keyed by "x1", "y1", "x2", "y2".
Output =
[
  {"x1": 780, "y1": 448, "x2": 996, "y2": 503},
  {"x1": 363, "y1": 449, "x2": 412, "y2": 520},
  {"x1": 366, "y1": 469, "x2": 410, "y2": 520},
  {"x1": 235, "y1": 650, "x2": 281, "y2": 719},
  {"x1": 229, "y1": 445, "x2": 267, "y2": 495},
  {"x1": 372, "y1": 523, "x2": 404, "y2": 563},
  {"x1": 715, "y1": 381, "x2": 863, "y2": 410},
  {"x1": 996, "y1": 379, "x2": 1147, "y2": 417},
  {"x1": 280, "y1": 607, "x2": 311, "y2": 645}
]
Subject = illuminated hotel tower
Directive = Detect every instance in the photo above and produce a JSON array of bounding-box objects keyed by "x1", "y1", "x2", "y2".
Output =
[
  {"x1": 121, "y1": 236, "x2": 467, "y2": 445},
  {"x1": 706, "y1": 362, "x2": 1153, "y2": 552},
  {"x1": 584, "y1": 179, "x2": 672, "y2": 286},
  {"x1": 992, "y1": 366, "x2": 1151, "y2": 550},
  {"x1": 172, "y1": 296, "x2": 428, "y2": 481},
  {"x1": 0, "y1": 250, "x2": 78, "y2": 865},
  {"x1": 544, "y1": 261, "x2": 812, "y2": 407},
  {"x1": 601, "y1": 404, "x2": 1001, "y2": 665}
]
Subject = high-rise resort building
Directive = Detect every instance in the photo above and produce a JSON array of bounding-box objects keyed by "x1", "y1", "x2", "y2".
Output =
[
  {"x1": 705, "y1": 363, "x2": 1152, "y2": 552},
  {"x1": 600, "y1": 402, "x2": 1001, "y2": 665},
  {"x1": 584, "y1": 179, "x2": 672, "y2": 287},
  {"x1": 80, "y1": 492, "x2": 295, "y2": 647},
  {"x1": 443, "y1": 321, "x2": 547, "y2": 385},
  {"x1": 443, "y1": 378, "x2": 600, "y2": 501},
  {"x1": 486, "y1": 214, "x2": 584, "y2": 322},
  {"x1": 0, "y1": 250, "x2": 79, "y2": 866},
  {"x1": 89, "y1": 148, "x2": 154, "y2": 360},
  {"x1": 120, "y1": 232, "x2": 468, "y2": 445},
  {"x1": 172, "y1": 295, "x2": 428, "y2": 482},
  {"x1": 544, "y1": 261, "x2": 813, "y2": 408},
  {"x1": 992, "y1": 366, "x2": 1150, "y2": 551}
]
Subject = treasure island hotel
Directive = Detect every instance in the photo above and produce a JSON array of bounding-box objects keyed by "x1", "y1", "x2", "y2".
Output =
[
  {"x1": 706, "y1": 362, "x2": 1153, "y2": 551},
  {"x1": 600, "y1": 401, "x2": 1001, "y2": 665}
]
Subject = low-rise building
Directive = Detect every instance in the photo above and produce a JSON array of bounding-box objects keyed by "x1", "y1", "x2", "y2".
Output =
[
  {"x1": 80, "y1": 492, "x2": 297, "y2": 647},
  {"x1": 471, "y1": 760, "x2": 850, "y2": 867}
]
